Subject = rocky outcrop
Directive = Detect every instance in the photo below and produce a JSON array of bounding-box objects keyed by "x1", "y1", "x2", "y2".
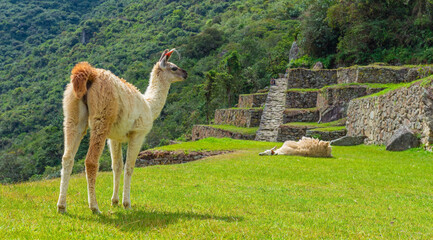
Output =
[
  {"x1": 289, "y1": 41, "x2": 300, "y2": 61},
  {"x1": 313, "y1": 62, "x2": 323, "y2": 70},
  {"x1": 385, "y1": 126, "x2": 420, "y2": 151}
]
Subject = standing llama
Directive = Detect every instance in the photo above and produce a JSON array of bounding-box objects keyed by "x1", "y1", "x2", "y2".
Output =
[{"x1": 57, "y1": 49, "x2": 187, "y2": 214}]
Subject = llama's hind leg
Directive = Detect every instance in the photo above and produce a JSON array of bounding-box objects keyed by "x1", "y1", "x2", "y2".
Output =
[
  {"x1": 108, "y1": 139, "x2": 123, "y2": 206},
  {"x1": 123, "y1": 133, "x2": 146, "y2": 209},
  {"x1": 85, "y1": 125, "x2": 110, "y2": 214},
  {"x1": 57, "y1": 99, "x2": 88, "y2": 213}
]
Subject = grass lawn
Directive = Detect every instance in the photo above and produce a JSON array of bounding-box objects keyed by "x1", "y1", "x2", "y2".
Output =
[
  {"x1": 310, "y1": 126, "x2": 347, "y2": 132},
  {"x1": 1, "y1": 138, "x2": 433, "y2": 239}
]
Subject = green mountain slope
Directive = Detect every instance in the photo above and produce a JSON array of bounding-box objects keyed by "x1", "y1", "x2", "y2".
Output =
[
  {"x1": 4, "y1": 0, "x2": 433, "y2": 183},
  {"x1": 0, "y1": 0, "x2": 302, "y2": 182}
]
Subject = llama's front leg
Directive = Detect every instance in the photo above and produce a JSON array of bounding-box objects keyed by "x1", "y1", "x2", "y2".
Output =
[
  {"x1": 123, "y1": 133, "x2": 146, "y2": 209},
  {"x1": 57, "y1": 98, "x2": 88, "y2": 213},
  {"x1": 85, "y1": 129, "x2": 109, "y2": 214},
  {"x1": 108, "y1": 139, "x2": 123, "y2": 206}
]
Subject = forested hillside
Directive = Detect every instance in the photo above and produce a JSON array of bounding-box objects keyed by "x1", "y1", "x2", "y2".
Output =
[{"x1": 2, "y1": 0, "x2": 433, "y2": 183}]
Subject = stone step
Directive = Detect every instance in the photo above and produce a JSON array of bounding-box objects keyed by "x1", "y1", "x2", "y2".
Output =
[
  {"x1": 191, "y1": 125, "x2": 257, "y2": 141},
  {"x1": 214, "y1": 108, "x2": 263, "y2": 127},
  {"x1": 255, "y1": 78, "x2": 288, "y2": 141},
  {"x1": 238, "y1": 93, "x2": 267, "y2": 108},
  {"x1": 305, "y1": 127, "x2": 347, "y2": 141},
  {"x1": 285, "y1": 89, "x2": 318, "y2": 108},
  {"x1": 283, "y1": 108, "x2": 319, "y2": 123}
]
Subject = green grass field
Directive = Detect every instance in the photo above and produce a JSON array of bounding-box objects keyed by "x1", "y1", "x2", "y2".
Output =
[{"x1": 2, "y1": 138, "x2": 433, "y2": 239}]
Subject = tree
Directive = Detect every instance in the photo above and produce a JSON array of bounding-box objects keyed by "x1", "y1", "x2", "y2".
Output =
[
  {"x1": 219, "y1": 51, "x2": 242, "y2": 107},
  {"x1": 203, "y1": 70, "x2": 217, "y2": 123}
]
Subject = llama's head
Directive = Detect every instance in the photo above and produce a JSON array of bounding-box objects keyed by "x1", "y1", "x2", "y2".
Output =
[
  {"x1": 259, "y1": 146, "x2": 278, "y2": 156},
  {"x1": 156, "y1": 49, "x2": 188, "y2": 83}
]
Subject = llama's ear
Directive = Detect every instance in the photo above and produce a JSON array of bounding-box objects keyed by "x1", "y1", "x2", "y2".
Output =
[
  {"x1": 271, "y1": 146, "x2": 277, "y2": 151},
  {"x1": 159, "y1": 49, "x2": 169, "y2": 62},
  {"x1": 159, "y1": 49, "x2": 169, "y2": 68},
  {"x1": 159, "y1": 49, "x2": 176, "y2": 68}
]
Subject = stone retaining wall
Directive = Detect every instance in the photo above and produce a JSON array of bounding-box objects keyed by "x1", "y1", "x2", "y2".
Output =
[
  {"x1": 306, "y1": 129, "x2": 347, "y2": 141},
  {"x1": 283, "y1": 108, "x2": 319, "y2": 123},
  {"x1": 316, "y1": 86, "x2": 385, "y2": 122},
  {"x1": 346, "y1": 80, "x2": 433, "y2": 147},
  {"x1": 317, "y1": 86, "x2": 384, "y2": 108},
  {"x1": 337, "y1": 65, "x2": 433, "y2": 84},
  {"x1": 191, "y1": 125, "x2": 255, "y2": 141},
  {"x1": 337, "y1": 66, "x2": 409, "y2": 84},
  {"x1": 214, "y1": 108, "x2": 262, "y2": 127},
  {"x1": 286, "y1": 91, "x2": 318, "y2": 108},
  {"x1": 238, "y1": 93, "x2": 267, "y2": 108},
  {"x1": 287, "y1": 69, "x2": 338, "y2": 89},
  {"x1": 277, "y1": 125, "x2": 315, "y2": 141}
]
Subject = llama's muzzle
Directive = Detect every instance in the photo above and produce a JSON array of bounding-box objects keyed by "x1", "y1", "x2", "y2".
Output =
[{"x1": 181, "y1": 69, "x2": 188, "y2": 79}]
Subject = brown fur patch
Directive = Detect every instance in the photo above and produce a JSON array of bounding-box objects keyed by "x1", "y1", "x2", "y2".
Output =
[
  {"x1": 71, "y1": 62, "x2": 98, "y2": 99},
  {"x1": 120, "y1": 78, "x2": 139, "y2": 92}
]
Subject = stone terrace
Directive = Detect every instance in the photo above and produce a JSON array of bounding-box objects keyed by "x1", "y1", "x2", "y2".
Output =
[{"x1": 193, "y1": 64, "x2": 433, "y2": 143}]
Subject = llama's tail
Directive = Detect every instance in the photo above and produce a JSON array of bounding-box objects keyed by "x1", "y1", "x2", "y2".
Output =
[{"x1": 70, "y1": 62, "x2": 97, "y2": 99}]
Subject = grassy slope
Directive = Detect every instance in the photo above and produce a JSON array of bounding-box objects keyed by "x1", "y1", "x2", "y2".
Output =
[
  {"x1": 310, "y1": 126, "x2": 346, "y2": 132},
  {"x1": 2, "y1": 138, "x2": 433, "y2": 238}
]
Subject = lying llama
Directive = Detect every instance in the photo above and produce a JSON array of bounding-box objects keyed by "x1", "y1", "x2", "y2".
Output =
[
  {"x1": 57, "y1": 49, "x2": 187, "y2": 214},
  {"x1": 259, "y1": 137, "x2": 332, "y2": 157}
]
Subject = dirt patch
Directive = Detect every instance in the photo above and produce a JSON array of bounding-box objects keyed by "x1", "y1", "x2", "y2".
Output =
[{"x1": 136, "y1": 150, "x2": 232, "y2": 167}]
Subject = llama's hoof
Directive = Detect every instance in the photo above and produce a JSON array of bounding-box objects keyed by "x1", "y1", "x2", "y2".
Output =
[
  {"x1": 123, "y1": 202, "x2": 131, "y2": 209},
  {"x1": 111, "y1": 199, "x2": 119, "y2": 206},
  {"x1": 57, "y1": 205, "x2": 66, "y2": 214},
  {"x1": 91, "y1": 208, "x2": 102, "y2": 214}
]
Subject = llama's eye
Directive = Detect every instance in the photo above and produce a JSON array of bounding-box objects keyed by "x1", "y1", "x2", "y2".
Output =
[{"x1": 171, "y1": 67, "x2": 178, "y2": 71}]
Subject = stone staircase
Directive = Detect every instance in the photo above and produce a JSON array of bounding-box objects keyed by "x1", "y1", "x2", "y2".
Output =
[{"x1": 192, "y1": 64, "x2": 433, "y2": 142}]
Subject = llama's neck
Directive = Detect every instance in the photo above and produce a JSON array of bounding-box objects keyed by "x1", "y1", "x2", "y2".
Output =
[{"x1": 143, "y1": 68, "x2": 171, "y2": 121}]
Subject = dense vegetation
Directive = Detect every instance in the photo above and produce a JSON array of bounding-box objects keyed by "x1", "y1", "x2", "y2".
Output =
[
  {"x1": 2, "y1": 0, "x2": 433, "y2": 183},
  {"x1": 299, "y1": 0, "x2": 433, "y2": 67},
  {"x1": 0, "y1": 0, "x2": 302, "y2": 183}
]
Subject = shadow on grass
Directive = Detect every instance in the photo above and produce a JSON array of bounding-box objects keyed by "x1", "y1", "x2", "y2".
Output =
[{"x1": 66, "y1": 208, "x2": 243, "y2": 232}]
